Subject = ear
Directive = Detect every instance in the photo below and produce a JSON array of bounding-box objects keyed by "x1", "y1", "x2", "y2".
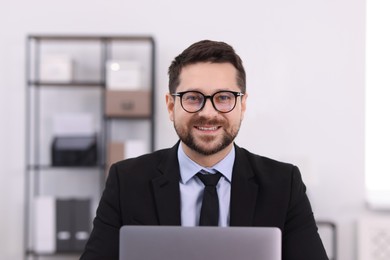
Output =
[{"x1": 166, "y1": 93, "x2": 175, "y2": 121}]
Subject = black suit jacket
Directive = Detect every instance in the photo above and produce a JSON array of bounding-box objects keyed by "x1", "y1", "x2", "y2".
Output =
[{"x1": 81, "y1": 143, "x2": 328, "y2": 260}]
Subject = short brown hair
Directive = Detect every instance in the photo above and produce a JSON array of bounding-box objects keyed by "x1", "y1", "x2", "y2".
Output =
[{"x1": 168, "y1": 40, "x2": 246, "y2": 93}]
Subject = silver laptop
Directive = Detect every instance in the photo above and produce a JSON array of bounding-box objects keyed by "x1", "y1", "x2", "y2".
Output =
[{"x1": 119, "y1": 226, "x2": 281, "y2": 260}]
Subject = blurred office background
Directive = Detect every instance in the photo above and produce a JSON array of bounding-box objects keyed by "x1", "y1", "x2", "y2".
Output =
[{"x1": 2, "y1": 0, "x2": 389, "y2": 259}]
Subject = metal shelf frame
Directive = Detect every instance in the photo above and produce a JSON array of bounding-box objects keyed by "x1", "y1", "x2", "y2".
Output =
[{"x1": 24, "y1": 34, "x2": 156, "y2": 260}]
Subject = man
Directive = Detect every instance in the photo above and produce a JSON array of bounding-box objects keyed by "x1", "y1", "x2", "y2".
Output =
[{"x1": 81, "y1": 40, "x2": 328, "y2": 259}]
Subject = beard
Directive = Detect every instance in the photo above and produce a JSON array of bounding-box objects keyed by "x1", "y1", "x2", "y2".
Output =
[{"x1": 174, "y1": 116, "x2": 241, "y2": 156}]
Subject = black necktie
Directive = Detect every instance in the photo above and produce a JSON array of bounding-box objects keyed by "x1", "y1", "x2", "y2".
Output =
[{"x1": 196, "y1": 170, "x2": 222, "y2": 226}]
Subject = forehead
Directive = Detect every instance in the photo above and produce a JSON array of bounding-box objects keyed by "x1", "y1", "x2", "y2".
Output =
[{"x1": 177, "y1": 62, "x2": 238, "y2": 92}]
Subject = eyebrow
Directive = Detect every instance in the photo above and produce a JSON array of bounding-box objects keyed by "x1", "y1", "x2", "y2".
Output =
[{"x1": 177, "y1": 87, "x2": 240, "y2": 94}]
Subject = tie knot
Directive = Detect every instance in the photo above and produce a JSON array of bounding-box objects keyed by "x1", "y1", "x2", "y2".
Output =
[{"x1": 196, "y1": 171, "x2": 222, "y2": 187}]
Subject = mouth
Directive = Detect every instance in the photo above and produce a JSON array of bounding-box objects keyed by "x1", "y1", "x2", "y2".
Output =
[{"x1": 195, "y1": 125, "x2": 220, "y2": 132}]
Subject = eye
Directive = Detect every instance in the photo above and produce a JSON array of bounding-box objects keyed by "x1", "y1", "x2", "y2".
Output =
[
  {"x1": 215, "y1": 92, "x2": 233, "y2": 103},
  {"x1": 183, "y1": 92, "x2": 203, "y2": 103}
]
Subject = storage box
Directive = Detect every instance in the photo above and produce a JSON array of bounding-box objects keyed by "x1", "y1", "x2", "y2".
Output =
[
  {"x1": 34, "y1": 197, "x2": 56, "y2": 253},
  {"x1": 33, "y1": 197, "x2": 91, "y2": 253},
  {"x1": 105, "y1": 90, "x2": 151, "y2": 117},
  {"x1": 39, "y1": 54, "x2": 73, "y2": 82},
  {"x1": 52, "y1": 113, "x2": 95, "y2": 136},
  {"x1": 107, "y1": 140, "x2": 149, "y2": 167},
  {"x1": 51, "y1": 136, "x2": 97, "y2": 166},
  {"x1": 56, "y1": 199, "x2": 91, "y2": 252},
  {"x1": 106, "y1": 60, "x2": 142, "y2": 90},
  {"x1": 107, "y1": 142, "x2": 125, "y2": 168}
]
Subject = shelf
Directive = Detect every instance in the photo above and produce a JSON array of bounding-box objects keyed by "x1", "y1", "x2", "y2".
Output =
[
  {"x1": 26, "y1": 250, "x2": 82, "y2": 256},
  {"x1": 28, "y1": 80, "x2": 104, "y2": 87},
  {"x1": 105, "y1": 115, "x2": 153, "y2": 120},
  {"x1": 27, "y1": 165, "x2": 105, "y2": 170},
  {"x1": 25, "y1": 34, "x2": 155, "y2": 259},
  {"x1": 28, "y1": 34, "x2": 154, "y2": 42}
]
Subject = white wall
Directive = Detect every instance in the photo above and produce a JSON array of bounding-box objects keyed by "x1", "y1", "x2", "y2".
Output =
[
  {"x1": 365, "y1": 0, "x2": 390, "y2": 209},
  {"x1": 0, "y1": 0, "x2": 365, "y2": 259}
]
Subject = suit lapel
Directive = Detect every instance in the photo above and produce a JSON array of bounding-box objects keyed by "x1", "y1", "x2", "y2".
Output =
[
  {"x1": 151, "y1": 143, "x2": 182, "y2": 226},
  {"x1": 150, "y1": 143, "x2": 259, "y2": 226},
  {"x1": 230, "y1": 145, "x2": 259, "y2": 226}
]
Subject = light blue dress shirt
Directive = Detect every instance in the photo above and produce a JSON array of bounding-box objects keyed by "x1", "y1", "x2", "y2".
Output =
[{"x1": 177, "y1": 142, "x2": 235, "y2": 227}]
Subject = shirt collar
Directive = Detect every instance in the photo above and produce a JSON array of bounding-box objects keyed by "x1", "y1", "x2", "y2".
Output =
[{"x1": 177, "y1": 142, "x2": 235, "y2": 184}]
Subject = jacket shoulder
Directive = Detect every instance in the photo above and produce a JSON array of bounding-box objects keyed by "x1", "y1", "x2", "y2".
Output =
[
  {"x1": 108, "y1": 146, "x2": 176, "y2": 180},
  {"x1": 236, "y1": 146, "x2": 295, "y2": 172},
  {"x1": 114, "y1": 147, "x2": 171, "y2": 168}
]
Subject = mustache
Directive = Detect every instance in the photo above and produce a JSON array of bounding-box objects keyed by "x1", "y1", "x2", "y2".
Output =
[{"x1": 190, "y1": 116, "x2": 225, "y2": 125}]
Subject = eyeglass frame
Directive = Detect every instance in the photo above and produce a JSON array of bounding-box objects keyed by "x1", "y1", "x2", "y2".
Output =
[{"x1": 170, "y1": 90, "x2": 245, "y2": 113}]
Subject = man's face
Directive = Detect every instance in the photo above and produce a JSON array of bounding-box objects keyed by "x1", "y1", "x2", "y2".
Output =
[{"x1": 166, "y1": 62, "x2": 247, "y2": 156}]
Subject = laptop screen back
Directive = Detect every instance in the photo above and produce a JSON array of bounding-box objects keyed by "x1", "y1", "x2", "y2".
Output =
[{"x1": 120, "y1": 226, "x2": 281, "y2": 260}]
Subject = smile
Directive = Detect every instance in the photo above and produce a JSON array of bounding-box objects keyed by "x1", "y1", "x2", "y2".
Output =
[{"x1": 196, "y1": 126, "x2": 219, "y2": 131}]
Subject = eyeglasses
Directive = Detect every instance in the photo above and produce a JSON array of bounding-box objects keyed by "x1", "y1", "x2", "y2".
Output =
[{"x1": 171, "y1": 90, "x2": 244, "y2": 113}]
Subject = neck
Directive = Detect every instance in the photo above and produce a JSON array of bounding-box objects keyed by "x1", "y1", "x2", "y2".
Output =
[{"x1": 181, "y1": 143, "x2": 234, "y2": 167}]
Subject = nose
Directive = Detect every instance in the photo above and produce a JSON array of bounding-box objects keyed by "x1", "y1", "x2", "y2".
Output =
[{"x1": 198, "y1": 97, "x2": 218, "y2": 116}]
